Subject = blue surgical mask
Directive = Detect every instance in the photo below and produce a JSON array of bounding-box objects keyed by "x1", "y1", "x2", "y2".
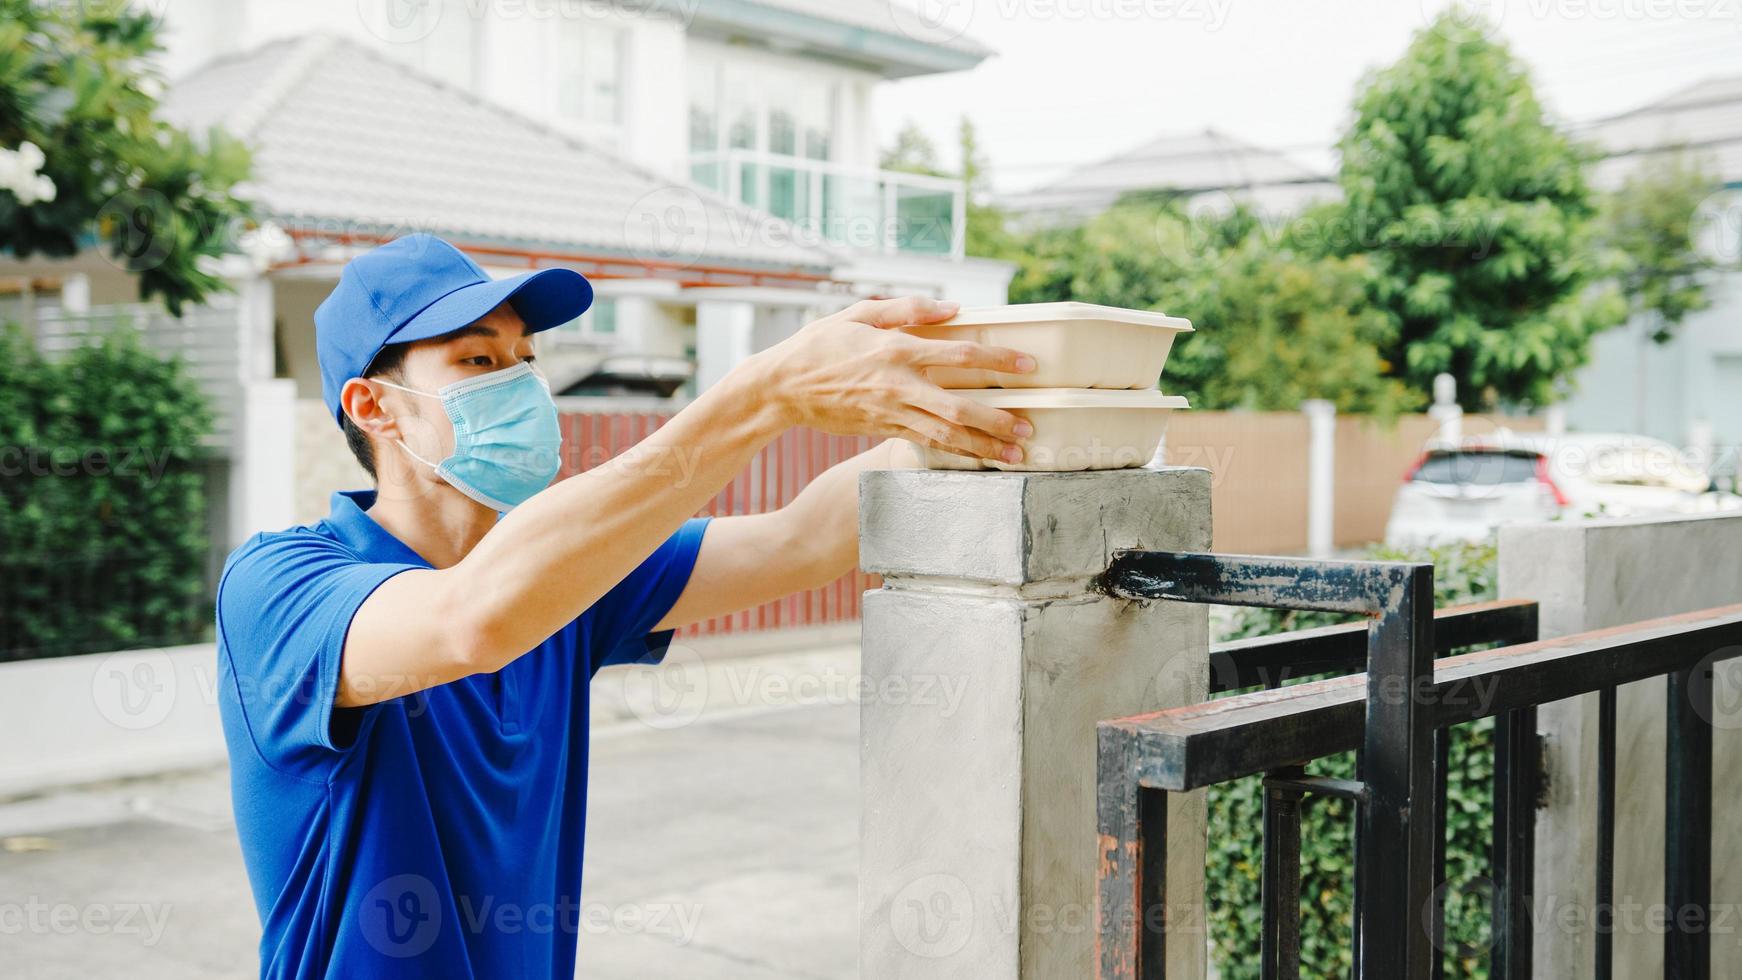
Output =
[{"x1": 378, "y1": 362, "x2": 562, "y2": 511}]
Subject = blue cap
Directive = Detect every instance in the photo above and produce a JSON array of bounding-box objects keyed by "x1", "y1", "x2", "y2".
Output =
[{"x1": 315, "y1": 234, "x2": 593, "y2": 426}]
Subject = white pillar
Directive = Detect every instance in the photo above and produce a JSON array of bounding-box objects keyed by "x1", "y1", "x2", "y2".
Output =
[
  {"x1": 694, "y1": 299, "x2": 755, "y2": 394},
  {"x1": 225, "y1": 274, "x2": 296, "y2": 546},
  {"x1": 858, "y1": 467, "x2": 1212, "y2": 980},
  {"x1": 1499, "y1": 514, "x2": 1742, "y2": 979},
  {"x1": 59, "y1": 273, "x2": 90, "y2": 315},
  {"x1": 1544, "y1": 404, "x2": 1568, "y2": 438},
  {"x1": 1303, "y1": 398, "x2": 1336, "y2": 558},
  {"x1": 1688, "y1": 418, "x2": 1714, "y2": 475}
]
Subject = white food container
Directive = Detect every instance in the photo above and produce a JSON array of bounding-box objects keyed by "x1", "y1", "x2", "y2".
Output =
[
  {"x1": 902, "y1": 388, "x2": 1190, "y2": 472},
  {"x1": 907, "y1": 301, "x2": 1194, "y2": 389}
]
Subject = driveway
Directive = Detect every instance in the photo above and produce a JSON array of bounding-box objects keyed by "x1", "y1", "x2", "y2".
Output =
[{"x1": 0, "y1": 644, "x2": 861, "y2": 979}]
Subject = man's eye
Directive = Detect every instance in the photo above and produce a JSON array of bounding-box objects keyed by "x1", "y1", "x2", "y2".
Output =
[
  {"x1": 463, "y1": 356, "x2": 493, "y2": 367},
  {"x1": 520, "y1": 353, "x2": 537, "y2": 365}
]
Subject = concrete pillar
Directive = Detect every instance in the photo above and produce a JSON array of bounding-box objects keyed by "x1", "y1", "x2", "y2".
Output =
[
  {"x1": 227, "y1": 379, "x2": 299, "y2": 547},
  {"x1": 694, "y1": 298, "x2": 755, "y2": 394},
  {"x1": 1303, "y1": 398, "x2": 1335, "y2": 557},
  {"x1": 59, "y1": 273, "x2": 90, "y2": 315},
  {"x1": 858, "y1": 467, "x2": 1212, "y2": 980},
  {"x1": 1499, "y1": 513, "x2": 1742, "y2": 979}
]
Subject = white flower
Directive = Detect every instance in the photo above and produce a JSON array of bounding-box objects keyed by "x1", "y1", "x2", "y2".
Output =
[{"x1": 0, "y1": 141, "x2": 55, "y2": 205}]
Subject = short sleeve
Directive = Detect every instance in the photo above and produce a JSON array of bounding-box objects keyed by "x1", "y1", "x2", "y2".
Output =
[
  {"x1": 587, "y1": 517, "x2": 711, "y2": 673},
  {"x1": 216, "y1": 531, "x2": 419, "y2": 768}
]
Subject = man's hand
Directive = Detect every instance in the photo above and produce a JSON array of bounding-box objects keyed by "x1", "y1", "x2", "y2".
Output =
[{"x1": 751, "y1": 296, "x2": 1037, "y2": 465}]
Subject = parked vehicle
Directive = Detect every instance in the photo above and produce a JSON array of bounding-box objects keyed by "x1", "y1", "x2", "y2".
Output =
[{"x1": 1383, "y1": 432, "x2": 1742, "y2": 547}]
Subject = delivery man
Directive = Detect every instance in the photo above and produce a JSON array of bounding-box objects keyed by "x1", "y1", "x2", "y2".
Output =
[{"x1": 214, "y1": 234, "x2": 1036, "y2": 978}]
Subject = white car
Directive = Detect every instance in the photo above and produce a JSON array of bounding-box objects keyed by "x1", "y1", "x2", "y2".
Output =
[{"x1": 1383, "y1": 432, "x2": 1742, "y2": 548}]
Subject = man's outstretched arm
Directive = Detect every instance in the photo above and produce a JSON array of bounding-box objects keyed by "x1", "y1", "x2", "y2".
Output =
[
  {"x1": 651, "y1": 438, "x2": 913, "y2": 632},
  {"x1": 334, "y1": 297, "x2": 1036, "y2": 706}
]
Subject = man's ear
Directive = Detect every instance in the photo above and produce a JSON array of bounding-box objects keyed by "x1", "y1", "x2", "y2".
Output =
[{"x1": 340, "y1": 378, "x2": 400, "y2": 443}]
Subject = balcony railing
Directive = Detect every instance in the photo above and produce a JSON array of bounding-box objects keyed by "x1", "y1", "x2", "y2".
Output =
[{"x1": 690, "y1": 149, "x2": 966, "y2": 259}]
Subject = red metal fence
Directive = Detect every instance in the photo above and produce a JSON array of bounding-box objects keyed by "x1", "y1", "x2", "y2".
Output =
[{"x1": 557, "y1": 412, "x2": 880, "y2": 637}]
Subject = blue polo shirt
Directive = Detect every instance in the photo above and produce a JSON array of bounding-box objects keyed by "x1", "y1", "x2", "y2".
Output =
[{"x1": 215, "y1": 490, "x2": 709, "y2": 979}]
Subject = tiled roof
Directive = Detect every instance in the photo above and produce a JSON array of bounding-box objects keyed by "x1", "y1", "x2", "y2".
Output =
[
  {"x1": 1004, "y1": 128, "x2": 1339, "y2": 222},
  {"x1": 1584, "y1": 75, "x2": 1742, "y2": 187},
  {"x1": 162, "y1": 34, "x2": 839, "y2": 273}
]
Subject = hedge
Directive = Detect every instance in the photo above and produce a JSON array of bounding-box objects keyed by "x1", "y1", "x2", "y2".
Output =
[
  {"x1": 1206, "y1": 539, "x2": 1501, "y2": 979},
  {"x1": 0, "y1": 324, "x2": 213, "y2": 660}
]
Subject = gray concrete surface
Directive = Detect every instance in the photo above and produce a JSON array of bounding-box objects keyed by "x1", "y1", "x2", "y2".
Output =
[
  {"x1": 858, "y1": 467, "x2": 1212, "y2": 980},
  {"x1": 0, "y1": 645, "x2": 861, "y2": 979}
]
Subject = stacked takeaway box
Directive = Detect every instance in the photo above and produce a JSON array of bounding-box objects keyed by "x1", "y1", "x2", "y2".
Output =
[{"x1": 901, "y1": 302, "x2": 1194, "y2": 471}]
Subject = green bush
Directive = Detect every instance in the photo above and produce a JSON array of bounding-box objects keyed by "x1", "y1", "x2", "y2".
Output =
[
  {"x1": 0, "y1": 324, "x2": 213, "y2": 660},
  {"x1": 1206, "y1": 539, "x2": 1500, "y2": 979}
]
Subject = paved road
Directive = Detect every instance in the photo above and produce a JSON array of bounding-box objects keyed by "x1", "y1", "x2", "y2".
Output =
[{"x1": 0, "y1": 646, "x2": 860, "y2": 979}]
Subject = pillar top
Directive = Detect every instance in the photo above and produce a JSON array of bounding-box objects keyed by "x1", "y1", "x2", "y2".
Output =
[{"x1": 858, "y1": 466, "x2": 1212, "y2": 587}]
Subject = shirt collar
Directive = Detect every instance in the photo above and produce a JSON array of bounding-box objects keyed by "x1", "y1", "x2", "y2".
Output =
[{"x1": 326, "y1": 490, "x2": 434, "y2": 568}]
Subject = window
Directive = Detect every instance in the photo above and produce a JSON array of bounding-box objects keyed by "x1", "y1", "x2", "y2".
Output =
[
  {"x1": 547, "y1": 298, "x2": 618, "y2": 344},
  {"x1": 1412, "y1": 452, "x2": 1540, "y2": 486},
  {"x1": 382, "y1": 0, "x2": 480, "y2": 90},
  {"x1": 555, "y1": 21, "x2": 627, "y2": 131}
]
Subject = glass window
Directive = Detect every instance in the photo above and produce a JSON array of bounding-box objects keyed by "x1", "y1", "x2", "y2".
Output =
[
  {"x1": 688, "y1": 58, "x2": 719, "y2": 153},
  {"x1": 547, "y1": 298, "x2": 617, "y2": 343},
  {"x1": 1412, "y1": 452, "x2": 1540, "y2": 486},
  {"x1": 592, "y1": 298, "x2": 618, "y2": 336},
  {"x1": 556, "y1": 21, "x2": 626, "y2": 127}
]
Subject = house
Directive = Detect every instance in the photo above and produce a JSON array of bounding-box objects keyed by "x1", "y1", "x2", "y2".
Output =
[
  {"x1": 1558, "y1": 74, "x2": 1742, "y2": 466},
  {"x1": 1001, "y1": 127, "x2": 1339, "y2": 226},
  {"x1": 0, "y1": 1, "x2": 1011, "y2": 550}
]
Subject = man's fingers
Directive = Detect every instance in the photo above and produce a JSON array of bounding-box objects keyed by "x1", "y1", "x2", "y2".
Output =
[
  {"x1": 845, "y1": 295, "x2": 960, "y2": 329},
  {"x1": 914, "y1": 388, "x2": 1035, "y2": 443},
  {"x1": 898, "y1": 408, "x2": 1024, "y2": 465},
  {"x1": 907, "y1": 337, "x2": 1038, "y2": 376}
]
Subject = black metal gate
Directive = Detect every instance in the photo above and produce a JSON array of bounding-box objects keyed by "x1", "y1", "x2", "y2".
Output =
[{"x1": 1093, "y1": 550, "x2": 1735, "y2": 980}]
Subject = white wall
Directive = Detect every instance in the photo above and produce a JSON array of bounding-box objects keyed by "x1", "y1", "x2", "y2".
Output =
[
  {"x1": 1561, "y1": 272, "x2": 1742, "y2": 450},
  {"x1": 0, "y1": 646, "x2": 226, "y2": 798}
]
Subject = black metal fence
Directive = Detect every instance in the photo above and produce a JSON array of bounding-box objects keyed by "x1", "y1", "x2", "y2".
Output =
[{"x1": 1094, "y1": 549, "x2": 1737, "y2": 980}]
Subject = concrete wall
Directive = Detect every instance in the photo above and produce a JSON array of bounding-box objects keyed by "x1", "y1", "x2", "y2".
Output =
[
  {"x1": 1561, "y1": 271, "x2": 1742, "y2": 449},
  {"x1": 1164, "y1": 410, "x2": 1542, "y2": 553},
  {"x1": 295, "y1": 399, "x2": 371, "y2": 525},
  {"x1": 858, "y1": 468, "x2": 1211, "y2": 979},
  {"x1": 1499, "y1": 511, "x2": 1742, "y2": 978},
  {"x1": 0, "y1": 645, "x2": 226, "y2": 798}
]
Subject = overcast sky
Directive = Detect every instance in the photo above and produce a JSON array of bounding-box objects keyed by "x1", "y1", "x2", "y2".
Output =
[{"x1": 874, "y1": 0, "x2": 1742, "y2": 193}]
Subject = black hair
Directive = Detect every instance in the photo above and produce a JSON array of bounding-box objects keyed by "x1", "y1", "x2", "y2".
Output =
[{"x1": 341, "y1": 341, "x2": 412, "y2": 480}]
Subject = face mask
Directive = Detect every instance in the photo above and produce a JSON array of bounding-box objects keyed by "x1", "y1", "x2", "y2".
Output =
[{"x1": 376, "y1": 362, "x2": 563, "y2": 511}]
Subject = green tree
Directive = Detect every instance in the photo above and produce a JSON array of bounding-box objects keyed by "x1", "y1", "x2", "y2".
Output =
[
  {"x1": 959, "y1": 117, "x2": 1016, "y2": 258},
  {"x1": 1333, "y1": 11, "x2": 1624, "y2": 410},
  {"x1": 0, "y1": 0, "x2": 252, "y2": 313},
  {"x1": 1007, "y1": 198, "x2": 1417, "y2": 414},
  {"x1": 1167, "y1": 240, "x2": 1420, "y2": 414},
  {"x1": 1597, "y1": 151, "x2": 1721, "y2": 342},
  {"x1": 881, "y1": 119, "x2": 944, "y2": 176}
]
